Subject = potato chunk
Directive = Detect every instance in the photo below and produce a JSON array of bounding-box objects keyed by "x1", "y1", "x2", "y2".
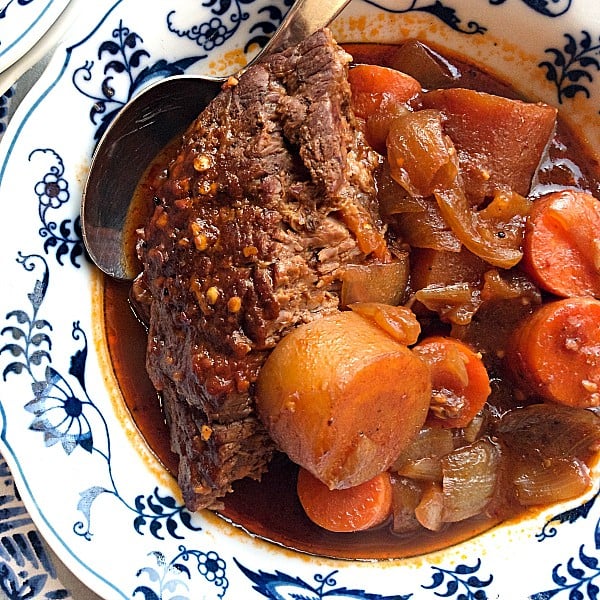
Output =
[{"x1": 256, "y1": 309, "x2": 431, "y2": 489}]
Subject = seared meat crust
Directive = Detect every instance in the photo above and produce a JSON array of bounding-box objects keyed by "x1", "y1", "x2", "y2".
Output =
[{"x1": 136, "y1": 29, "x2": 387, "y2": 510}]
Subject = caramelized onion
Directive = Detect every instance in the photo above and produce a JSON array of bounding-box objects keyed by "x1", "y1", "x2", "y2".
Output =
[
  {"x1": 378, "y1": 155, "x2": 461, "y2": 252},
  {"x1": 387, "y1": 109, "x2": 458, "y2": 198},
  {"x1": 393, "y1": 427, "x2": 454, "y2": 482},
  {"x1": 393, "y1": 426, "x2": 455, "y2": 484},
  {"x1": 512, "y1": 458, "x2": 591, "y2": 506},
  {"x1": 441, "y1": 438, "x2": 501, "y2": 522},
  {"x1": 414, "y1": 283, "x2": 481, "y2": 325},
  {"x1": 396, "y1": 457, "x2": 444, "y2": 482},
  {"x1": 391, "y1": 476, "x2": 424, "y2": 534},
  {"x1": 414, "y1": 482, "x2": 445, "y2": 531},
  {"x1": 340, "y1": 260, "x2": 409, "y2": 307},
  {"x1": 496, "y1": 404, "x2": 600, "y2": 505},
  {"x1": 458, "y1": 411, "x2": 488, "y2": 444},
  {"x1": 410, "y1": 247, "x2": 488, "y2": 291},
  {"x1": 365, "y1": 101, "x2": 410, "y2": 153},
  {"x1": 393, "y1": 426, "x2": 455, "y2": 467},
  {"x1": 348, "y1": 302, "x2": 422, "y2": 345},
  {"x1": 480, "y1": 269, "x2": 541, "y2": 304},
  {"x1": 496, "y1": 403, "x2": 600, "y2": 462},
  {"x1": 435, "y1": 185, "x2": 530, "y2": 268},
  {"x1": 377, "y1": 161, "x2": 428, "y2": 216},
  {"x1": 414, "y1": 269, "x2": 541, "y2": 328},
  {"x1": 385, "y1": 108, "x2": 530, "y2": 267},
  {"x1": 391, "y1": 199, "x2": 462, "y2": 252}
]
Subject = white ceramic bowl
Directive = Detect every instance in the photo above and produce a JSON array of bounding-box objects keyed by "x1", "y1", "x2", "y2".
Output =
[
  {"x1": 0, "y1": 0, "x2": 71, "y2": 77},
  {"x1": 0, "y1": 1, "x2": 599, "y2": 598}
]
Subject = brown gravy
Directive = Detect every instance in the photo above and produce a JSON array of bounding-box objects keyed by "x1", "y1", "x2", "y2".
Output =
[
  {"x1": 105, "y1": 280, "x2": 502, "y2": 559},
  {"x1": 103, "y1": 41, "x2": 600, "y2": 560}
]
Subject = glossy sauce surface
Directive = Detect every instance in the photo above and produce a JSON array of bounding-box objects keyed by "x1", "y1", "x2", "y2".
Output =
[{"x1": 103, "y1": 41, "x2": 600, "y2": 559}]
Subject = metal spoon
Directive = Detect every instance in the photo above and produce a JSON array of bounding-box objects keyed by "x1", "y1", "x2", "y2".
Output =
[{"x1": 81, "y1": 0, "x2": 352, "y2": 281}]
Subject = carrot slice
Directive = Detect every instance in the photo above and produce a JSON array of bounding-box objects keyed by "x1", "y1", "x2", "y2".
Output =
[
  {"x1": 297, "y1": 467, "x2": 393, "y2": 533},
  {"x1": 522, "y1": 190, "x2": 600, "y2": 298},
  {"x1": 348, "y1": 64, "x2": 422, "y2": 119},
  {"x1": 507, "y1": 296, "x2": 600, "y2": 408},
  {"x1": 413, "y1": 336, "x2": 491, "y2": 428}
]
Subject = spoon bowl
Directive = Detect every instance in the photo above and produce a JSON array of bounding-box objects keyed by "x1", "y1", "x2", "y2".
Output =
[{"x1": 81, "y1": 0, "x2": 351, "y2": 281}]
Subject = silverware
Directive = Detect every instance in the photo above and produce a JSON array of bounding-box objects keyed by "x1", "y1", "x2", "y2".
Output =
[{"x1": 81, "y1": 0, "x2": 352, "y2": 281}]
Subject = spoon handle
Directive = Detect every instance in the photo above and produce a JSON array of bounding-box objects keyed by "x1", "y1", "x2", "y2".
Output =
[{"x1": 248, "y1": 0, "x2": 352, "y2": 65}]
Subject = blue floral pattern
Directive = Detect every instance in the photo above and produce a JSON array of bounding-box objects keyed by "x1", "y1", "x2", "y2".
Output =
[
  {"x1": 0, "y1": 0, "x2": 39, "y2": 20},
  {"x1": 167, "y1": 0, "x2": 294, "y2": 53},
  {"x1": 536, "y1": 491, "x2": 600, "y2": 543},
  {"x1": 0, "y1": 0, "x2": 599, "y2": 598},
  {"x1": 488, "y1": 0, "x2": 572, "y2": 17},
  {"x1": 73, "y1": 5, "x2": 294, "y2": 144},
  {"x1": 1, "y1": 254, "x2": 201, "y2": 545},
  {"x1": 526, "y1": 491, "x2": 600, "y2": 599},
  {"x1": 363, "y1": 0, "x2": 486, "y2": 34},
  {"x1": 531, "y1": 547, "x2": 600, "y2": 599},
  {"x1": 236, "y1": 562, "x2": 412, "y2": 600},
  {"x1": 0, "y1": 460, "x2": 70, "y2": 600},
  {"x1": 540, "y1": 31, "x2": 600, "y2": 106},
  {"x1": 28, "y1": 148, "x2": 84, "y2": 270},
  {"x1": 73, "y1": 20, "x2": 206, "y2": 143},
  {"x1": 423, "y1": 560, "x2": 493, "y2": 599},
  {"x1": 135, "y1": 548, "x2": 229, "y2": 600}
]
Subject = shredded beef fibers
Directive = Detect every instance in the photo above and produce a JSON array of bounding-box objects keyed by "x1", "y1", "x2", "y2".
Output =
[{"x1": 135, "y1": 28, "x2": 388, "y2": 510}]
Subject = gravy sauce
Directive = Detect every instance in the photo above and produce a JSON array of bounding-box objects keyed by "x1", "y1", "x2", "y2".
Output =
[{"x1": 103, "y1": 40, "x2": 600, "y2": 559}]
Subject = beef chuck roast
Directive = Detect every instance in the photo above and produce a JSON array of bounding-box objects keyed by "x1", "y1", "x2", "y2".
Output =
[{"x1": 135, "y1": 28, "x2": 390, "y2": 511}]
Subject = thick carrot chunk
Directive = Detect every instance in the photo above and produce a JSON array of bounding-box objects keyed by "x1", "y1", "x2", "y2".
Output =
[
  {"x1": 297, "y1": 468, "x2": 393, "y2": 532},
  {"x1": 522, "y1": 190, "x2": 600, "y2": 298},
  {"x1": 256, "y1": 310, "x2": 431, "y2": 490},
  {"x1": 348, "y1": 64, "x2": 422, "y2": 120},
  {"x1": 507, "y1": 297, "x2": 600, "y2": 408},
  {"x1": 421, "y1": 88, "x2": 557, "y2": 203}
]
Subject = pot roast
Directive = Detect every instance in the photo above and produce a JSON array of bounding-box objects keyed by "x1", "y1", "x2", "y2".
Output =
[{"x1": 134, "y1": 29, "x2": 390, "y2": 510}]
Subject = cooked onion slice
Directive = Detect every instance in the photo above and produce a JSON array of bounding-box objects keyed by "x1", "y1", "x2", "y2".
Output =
[
  {"x1": 435, "y1": 185, "x2": 530, "y2": 269},
  {"x1": 391, "y1": 476, "x2": 424, "y2": 534},
  {"x1": 387, "y1": 109, "x2": 458, "y2": 197},
  {"x1": 392, "y1": 426, "x2": 455, "y2": 469},
  {"x1": 393, "y1": 426, "x2": 454, "y2": 482},
  {"x1": 496, "y1": 403, "x2": 600, "y2": 463},
  {"x1": 441, "y1": 438, "x2": 501, "y2": 522},
  {"x1": 512, "y1": 458, "x2": 591, "y2": 506},
  {"x1": 396, "y1": 456, "x2": 444, "y2": 482},
  {"x1": 496, "y1": 404, "x2": 600, "y2": 505},
  {"x1": 386, "y1": 106, "x2": 531, "y2": 268},
  {"x1": 414, "y1": 282, "x2": 481, "y2": 326},
  {"x1": 340, "y1": 260, "x2": 409, "y2": 307},
  {"x1": 348, "y1": 302, "x2": 421, "y2": 345},
  {"x1": 391, "y1": 198, "x2": 462, "y2": 252},
  {"x1": 414, "y1": 482, "x2": 445, "y2": 531}
]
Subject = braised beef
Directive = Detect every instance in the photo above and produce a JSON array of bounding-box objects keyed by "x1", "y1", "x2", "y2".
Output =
[{"x1": 135, "y1": 29, "x2": 388, "y2": 510}]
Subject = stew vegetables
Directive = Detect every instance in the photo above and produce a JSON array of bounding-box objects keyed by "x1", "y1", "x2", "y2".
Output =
[
  {"x1": 111, "y1": 38, "x2": 600, "y2": 557},
  {"x1": 254, "y1": 41, "x2": 600, "y2": 534}
]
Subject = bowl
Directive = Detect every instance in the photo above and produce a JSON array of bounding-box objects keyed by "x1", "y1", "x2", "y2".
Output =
[{"x1": 0, "y1": 0, "x2": 599, "y2": 598}]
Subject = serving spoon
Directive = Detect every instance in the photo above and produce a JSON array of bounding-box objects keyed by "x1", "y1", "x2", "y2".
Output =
[{"x1": 81, "y1": 0, "x2": 352, "y2": 281}]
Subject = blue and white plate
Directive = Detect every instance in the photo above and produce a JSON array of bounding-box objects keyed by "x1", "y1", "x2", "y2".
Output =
[
  {"x1": 1, "y1": 1, "x2": 600, "y2": 598},
  {"x1": 0, "y1": 0, "x2": 71, "y2": 78}
]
